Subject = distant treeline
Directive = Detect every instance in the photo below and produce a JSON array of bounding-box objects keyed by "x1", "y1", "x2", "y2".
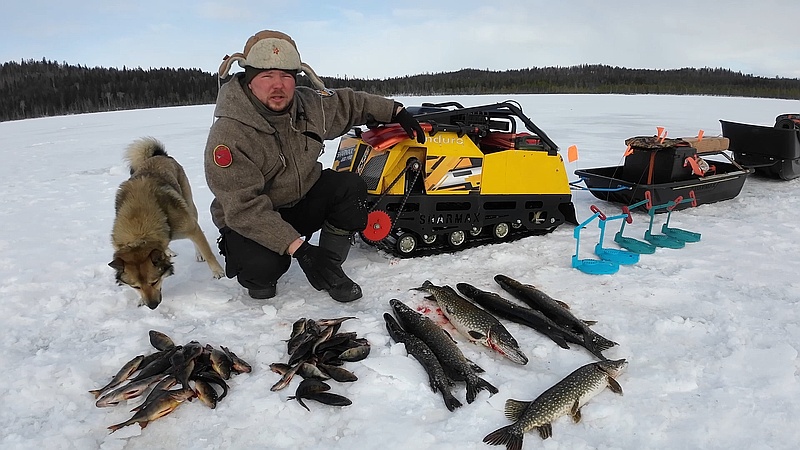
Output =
[{"x1": 2, "y1": 58, "x2": 799, "y2": 122}]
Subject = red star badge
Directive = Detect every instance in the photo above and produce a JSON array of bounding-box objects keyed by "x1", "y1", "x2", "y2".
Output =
[
  {"x1": 273, "y1": 46, "x2": 280, "y2": 55},
  {"x1": 213, "y1": 144, "x2": 232, "y2": 168}
]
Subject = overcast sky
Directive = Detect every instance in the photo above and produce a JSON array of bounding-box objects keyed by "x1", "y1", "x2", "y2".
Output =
[{"x1": 4, "y1": 1, "x2": 799, "y2": 80}]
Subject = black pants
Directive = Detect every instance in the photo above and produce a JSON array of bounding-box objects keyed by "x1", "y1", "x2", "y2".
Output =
[{"x1": 217, "y1": 169, "x2": 367, "y2": 291}]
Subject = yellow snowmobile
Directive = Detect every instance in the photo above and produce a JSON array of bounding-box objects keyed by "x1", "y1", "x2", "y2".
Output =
[{"x1": 333, "y1": 100, "x2": 577, "y2": 257}]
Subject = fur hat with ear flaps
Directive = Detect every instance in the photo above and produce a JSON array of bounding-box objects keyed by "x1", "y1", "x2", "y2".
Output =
[{"x1": 218, "y1": 30, "x2": 327, "y2": 90}]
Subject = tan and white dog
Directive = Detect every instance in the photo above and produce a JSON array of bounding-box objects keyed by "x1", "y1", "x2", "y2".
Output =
[{"x1": 109, "y1": 137, "x2": 224, "y2": 309}]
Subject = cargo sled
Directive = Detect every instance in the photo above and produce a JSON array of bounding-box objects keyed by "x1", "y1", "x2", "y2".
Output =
[
  {"x1": 332, "y1": 101, "x2": 577, "y2": 257},
  {"x1": 720, "y1": 114, "x2": 800, "y2": 180},
  {"x1": 574, "y1": 135, "x2": 752, "y2": 213}
]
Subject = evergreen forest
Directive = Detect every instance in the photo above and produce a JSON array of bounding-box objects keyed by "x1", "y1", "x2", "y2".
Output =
[{"x1": 2, "y1": 58, "x2": 798, "y2": 122}]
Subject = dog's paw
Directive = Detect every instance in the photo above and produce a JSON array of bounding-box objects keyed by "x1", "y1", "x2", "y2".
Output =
[
  {"x1": 166, "y1": 248, "x2": 178, "y2": 258},
  {"x1": 212, "y1": 269, "x2": 225, "y2": 279}
]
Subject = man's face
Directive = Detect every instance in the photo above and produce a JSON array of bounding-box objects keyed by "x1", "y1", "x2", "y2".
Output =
[{"x1": 248, "y1": 70, "x2": 296, "y2": 112}]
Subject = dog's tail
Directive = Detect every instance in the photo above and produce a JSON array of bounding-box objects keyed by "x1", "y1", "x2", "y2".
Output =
[{"x1": 124, "y1": 137, "x2": 168, "y2": 173}]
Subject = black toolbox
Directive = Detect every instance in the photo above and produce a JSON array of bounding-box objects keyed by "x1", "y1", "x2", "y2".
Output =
[{"x1": 622, "y1": 137, "x2": 697, "y2": 184}]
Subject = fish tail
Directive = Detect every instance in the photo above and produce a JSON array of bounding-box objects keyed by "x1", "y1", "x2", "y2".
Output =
[
  {"x1": 88, "y1": 389, "x2": 103, "y2": 399},
  {"x1": 483, "y1": 424, "x2": 524, "y2": 450},
  {"x1": 440, "y1": 389, "x2": 463, "y2": 412},
  {"x1": 591, "y1": 331, "x2": 618, "y2": 351},
  {"x1": 549, "y1": 332, "x2": 571, "y2": 349},
  {"x1": 466, "y1": 375, "x2": 499, "y2": 403},
  {"x1": 582, "y1": 333, "x2": 610, "y2": 360},
  {"x1": 107, "y1": 421, "x2": 131, "y2": 434}
]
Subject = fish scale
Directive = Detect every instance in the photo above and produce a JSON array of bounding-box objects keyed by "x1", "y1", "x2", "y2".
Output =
[
  {"x1": 484, "y1": 359, "x2": 627, "y2": 450},
  {"x1": 413, "y1": 281, "x2": 528, "y2": 365}
]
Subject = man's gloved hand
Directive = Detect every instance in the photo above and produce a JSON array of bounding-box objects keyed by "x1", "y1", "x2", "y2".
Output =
[
  {"x1": 292, "y1": 241, "x2": 346, "y2": 291},
  {"x1": 392, "y1": 102, "x2": 426, "y2": 144}
]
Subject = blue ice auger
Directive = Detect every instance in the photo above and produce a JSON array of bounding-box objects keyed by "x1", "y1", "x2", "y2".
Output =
[
  {"x1": 572, "y1": 206, "x2": 619, "y2": 275},
  {"x1": 593, "y1": 205, "x2": 641, "y2": 265},
  {"x1": 613, "y1": 199, "x2": 657, "y2": 254}
]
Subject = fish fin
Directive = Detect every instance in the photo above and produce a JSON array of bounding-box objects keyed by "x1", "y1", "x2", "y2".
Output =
[
  {"x1": 583, "y1": 319, "x2": 598, "y2": 326},
  {"x1": 465, "y1": 358, "x2": 484, "y2": 373},
  {"x1": 298, "y1": 398, "x2": 311, "y2": 411},
  {"x1": 608, "y1": 376, "x2": 624, "y2": 395},
  {"x1": 593, "y1": 333, "x2": 618, "y2": 351},
  {"x1": 441, "y1": 390, "x2": 463, "y2": 412},
  {"x1": 468, "y1": 330, "x2": 485, "y2": 340},
  {"x1": 140, "y1": 420, "x2": 149, "y2": 429},
  {"x1": 537, "y1": 423, "x2": 553, "y2": 440},
  {"x1": 465, "y1": 376, "x2": 498, "y2": 404},
  {"x1": 88, "y1": 389, "x2": 102, "y2": 399},
  {"x1": 504, "y1": 399, "x2": 531, "y2": 422},
  {"x1": 555, "y1": 299, "x2": 571, "y2": 309},
  {"x1": 551, "y1": 333, "x2": 571, "y2": 349},
  {"x1": 442, "y1": 329, "x2": 459, "y2": 344},
  {"x1": 483, "y1": 424, "x2": 523, "y2": 449},
  {"x1": 570, "y1": 400, "x2": 582, "y2": 423},
  {"x1": 582, "y1": 334, "x2": 609, "y2": 360},
  {"x1": 107, "y1": 422, "x2": 129, "y2": 434}
]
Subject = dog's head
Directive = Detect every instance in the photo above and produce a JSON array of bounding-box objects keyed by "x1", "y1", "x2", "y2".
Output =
[{"x1": 109, "y1": 248, "x2": 175, "y2": 309}]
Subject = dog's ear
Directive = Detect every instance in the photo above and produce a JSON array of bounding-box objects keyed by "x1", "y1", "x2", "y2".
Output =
[{"x1": 108, "y1": 258, "x2": 125, "y2": 271}]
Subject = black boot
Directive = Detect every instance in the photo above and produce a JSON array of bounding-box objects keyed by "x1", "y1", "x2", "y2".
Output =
[
  {"x1": 247, "y1": 281, "x2": 277, "y2": 300},
  {"x1": 318, "y1": 231, "x2": 362, "y2": 302}
]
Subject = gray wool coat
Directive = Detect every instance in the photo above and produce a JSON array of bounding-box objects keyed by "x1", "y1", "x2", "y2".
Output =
[{"x1": 204, "y1": 74, "x2": 395, "y2": 255}]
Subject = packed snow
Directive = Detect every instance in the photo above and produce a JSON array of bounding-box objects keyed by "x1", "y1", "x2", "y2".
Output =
[{"x1": 1, "y1": 94, "x2": 798, "y2": 450}]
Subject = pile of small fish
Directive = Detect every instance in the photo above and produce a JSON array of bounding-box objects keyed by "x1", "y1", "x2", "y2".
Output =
[
  {"x1": 483, "y1": 358, "x2": 627, "y2": 449},
  {"x1": 269, "y1": 317, "x2": 369, "y2": 410},
  {"x1": 90, "y1": 330, "x2": 251, "y2": 433},
  {"x1": 457, "y1": 274, "x2": 618, "y2": 360},
  {"x1": 384, "y1": 299, "x2": 498, "y2": 412}
]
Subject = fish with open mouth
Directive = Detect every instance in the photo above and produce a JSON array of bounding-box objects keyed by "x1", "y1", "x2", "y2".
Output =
[{"x1": 413, "y1": 280, "x2": 528, "y2": 365}]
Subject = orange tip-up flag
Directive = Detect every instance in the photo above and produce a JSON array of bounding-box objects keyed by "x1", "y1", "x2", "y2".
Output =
[
  {"x1": 697, "y1": 130, "x2": 705, "y2": 141},
  {"x1": 623, "y1": 144, "x2": 633, "y2": 157},
  {"x1": 567, "y1": 145, "x2": 578, "y2": 163},
  {"x1": 656, "y1": 126, "x2": 666, "y2": 138}
]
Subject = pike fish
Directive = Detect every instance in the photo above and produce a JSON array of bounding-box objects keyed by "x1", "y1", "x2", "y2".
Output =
[
  {"x1": 494, "y1": 274, "x2": 617, "y2": 359},
  {"x1": 413, "y1": 281, "x2": 528, "y2": 365},
  {"x1": 483, "y1": 359, "x2": 627, "y2": 450},
  {"x1": 456, "y1": 282, "x2": 582, "y2": 350},
  {"x1": 390, "y1": 299, "x2": 498, "y2": 403},
  {"x1": 384, "y1": 313, "x2": 462, "y2": 411}
]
